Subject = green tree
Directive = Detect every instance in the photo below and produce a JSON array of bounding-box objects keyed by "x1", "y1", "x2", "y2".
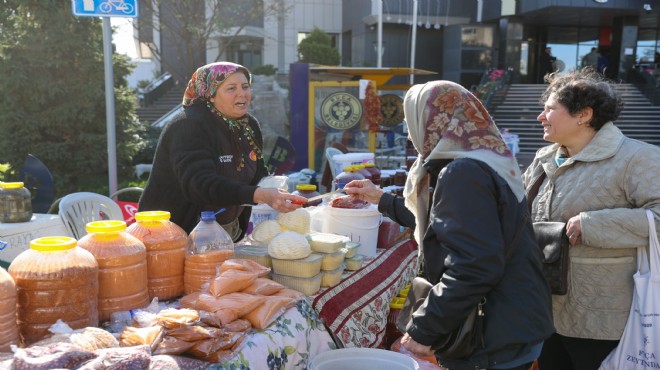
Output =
[
  {"x1": 140, "y1": 0, "x2": 288, "y2": 83},
  {"x1": 298, "y1": 27, "x2": 340, "y2": 65},
  {"x1": 0, "y1": 0, "x2": 144, "y2": 195}
]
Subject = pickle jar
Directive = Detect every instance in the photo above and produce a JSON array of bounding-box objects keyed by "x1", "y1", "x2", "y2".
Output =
[
  {"x1": 292, "y1": 184, "x2": 321, "y2": 207},
  {"x1": 0, "y1": 182, "x2": 32, "y2": 223}
]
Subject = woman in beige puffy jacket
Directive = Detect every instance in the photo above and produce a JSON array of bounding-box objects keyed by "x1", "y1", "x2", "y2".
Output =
[{"x1": 523, "y1": 69, "x2": 660, "y2": 370}]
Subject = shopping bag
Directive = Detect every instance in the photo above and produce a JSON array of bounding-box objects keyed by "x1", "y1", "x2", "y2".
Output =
[{"x1": 599, "y1": 210, "x2": 660, "y2": 370}]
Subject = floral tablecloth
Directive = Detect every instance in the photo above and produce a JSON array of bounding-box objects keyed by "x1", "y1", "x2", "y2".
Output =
[
  {"x1": 311, "y1": 237, "x2": 419, "y2": 348},
  {"x1": 207, "y1": 299, "x2": 336, "y2": 370}
]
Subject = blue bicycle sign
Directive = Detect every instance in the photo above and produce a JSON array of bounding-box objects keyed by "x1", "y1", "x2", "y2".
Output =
[
  {"x1": 100, "y1": 0, "x2": 134, "y2": 14},
  {"x1": 71, "y1": 0, "x2": 139, "y2": 18}
]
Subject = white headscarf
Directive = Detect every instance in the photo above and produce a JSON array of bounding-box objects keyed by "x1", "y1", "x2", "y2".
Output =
[{"x1": 403, "y1": 81, "x2": 525, "y2": 244}]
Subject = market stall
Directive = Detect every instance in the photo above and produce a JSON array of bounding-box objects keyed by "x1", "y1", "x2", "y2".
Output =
[{"x1": 0, "y1": 185, "x2": 420, "y2": 368}]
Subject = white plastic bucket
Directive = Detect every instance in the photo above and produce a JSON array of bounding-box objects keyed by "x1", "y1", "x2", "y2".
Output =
[
  {"x1": 321, "y1": 205, "x2": 382, "y2": 257},
  {"x1": 249, "y1": 204, "x2": 279, "y2": 228},
  {"x1": 309, "y1": 348, "x2": 419, "y2": 370},
  {"x1": 333, "y1": 153, "x2": 375, "y2": 177}
]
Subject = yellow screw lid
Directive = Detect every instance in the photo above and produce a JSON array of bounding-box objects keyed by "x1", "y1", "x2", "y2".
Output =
[
  {"x1": 86, "y1": 220, "x2": 127, "y2": 233},
  {"x1": 296, "y1": 184, "x2": 317, "y2": 191},
  {"x1": 398, "y1": 284, "x2": 411, "y2": 297},
  {"x1": 135, "y1": 210, "x2": 171, "y2": 222},
  {"x1": 30, "y1": 236, "x2": 77, "y2": 252},
  {"x1": 0, "y1": 182, "x2": 25, "y2": 189},
  {"x1": 390, "y1": 296, "x2": 406, "y2": 309}
]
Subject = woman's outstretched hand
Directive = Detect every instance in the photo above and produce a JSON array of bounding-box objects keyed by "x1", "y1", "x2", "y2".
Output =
[
  {"x1": 343, "y1": 179, "x2": 384, "y2": 205},
  {"x1": 253, "y1": 187, "x2": 308, "y2": 213}
]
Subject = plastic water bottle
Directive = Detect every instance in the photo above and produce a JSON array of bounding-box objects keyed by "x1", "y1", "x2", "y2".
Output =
[{"x1": 184, "y1": 211, "x2": 235, "y2": 294}]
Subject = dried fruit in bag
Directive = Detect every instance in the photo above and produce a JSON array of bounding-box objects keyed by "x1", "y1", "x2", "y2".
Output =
[
  {"x1": 222, "y1": 318, "x2": 252, "y2": 332},
  {"x1": 152, "y1": 336, "x2": 196, "y2": 356},
  {"x1": 119, "y1": 325, "x2": 164, "y2": 351},
  {"x1": 166, "y1": 325, "x2": 222, "y2": 342},
  {"x1": 156, "y1": 308, "x2": 200, "y2": 329}
]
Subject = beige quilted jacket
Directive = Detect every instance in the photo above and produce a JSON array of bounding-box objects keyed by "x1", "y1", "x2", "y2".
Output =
[{"x1": 522, "y1": 122, "x2": 660, "y2": 340}]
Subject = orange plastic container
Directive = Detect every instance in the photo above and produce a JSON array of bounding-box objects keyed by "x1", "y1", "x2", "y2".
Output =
[
  {"x1": 8, "y1": 236, "x2": 98, "y2": 345},
  {"x1": 77, "y1": 220, "x2": 149, "y2": 322},
  {"x1": 0, "y1": 266, "x2": 18, "y2": 351},
  {"x1": 127, "y1": 211, "x2": 187, "y2": 301}
]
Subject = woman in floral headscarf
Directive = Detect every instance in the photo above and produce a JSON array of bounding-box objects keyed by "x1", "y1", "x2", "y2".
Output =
[
  {"x1": 139, "y1": 62, "x2": 306, "y2": 238},
  {"x1": 344, "y1": 81, "x2": 553, "y2": 369}
]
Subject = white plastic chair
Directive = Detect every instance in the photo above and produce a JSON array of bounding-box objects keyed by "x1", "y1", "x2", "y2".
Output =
[
  {"x1": 325, "y1": 147, "x2": 343, "y2": 191},
  {"x1": 58, "y1": 192, "x2": 124, "y2": 239}
]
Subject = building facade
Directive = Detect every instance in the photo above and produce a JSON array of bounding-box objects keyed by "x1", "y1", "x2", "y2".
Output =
[{"x1": 136, "y1": 0, "x2": 659, "y2": 87}]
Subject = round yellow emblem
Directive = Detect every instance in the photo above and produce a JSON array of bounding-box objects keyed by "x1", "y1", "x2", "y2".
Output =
[
  {"x1": 380, "y1": 94, "x2": 404, "y2": 127},
  {"x1": 320, "y1": 92, "x2": 363, "y2": 130}
]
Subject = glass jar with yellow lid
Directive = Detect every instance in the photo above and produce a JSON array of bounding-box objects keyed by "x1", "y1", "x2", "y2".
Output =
[{"x1": 0, "y1": 182, "x2": 32, "y2": 223}]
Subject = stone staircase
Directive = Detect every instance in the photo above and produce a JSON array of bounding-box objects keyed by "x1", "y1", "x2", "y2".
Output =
[
  {"x1": 136, "y1": 86, "x2": 185, "y2": 125},
  {"x1": 489, "y1": 83, "x2": 660, "y2": 168}
]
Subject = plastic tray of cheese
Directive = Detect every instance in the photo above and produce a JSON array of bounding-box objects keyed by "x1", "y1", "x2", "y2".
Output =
[
  {"x1": 271, "y1": 253, "x2": 323, "y2": 278},
  {"x1": 234, "y1": 244, "x2": 272, "y2": 268},
  {"x1": 322, "y1": 264, "x2": 345, "y2": 287},
  {"x1": 345, "y1": 254, "x2": 365, "y2": 271},
  {"x1": 343, "y1": 242, "x2": 360, "y2": 259},
  {"x1": 307, "y1": 232, "x2": 348, "y2": 253},
  {"x1": 271, "y1": 272, "x2": 322, "y2": 296},
  {"x1": 321, "y1": 249, "x2": 346, "y2": 271}
]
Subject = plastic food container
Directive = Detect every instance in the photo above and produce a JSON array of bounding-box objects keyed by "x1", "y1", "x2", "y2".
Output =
[
  {"x1": 321, "y1": 249, "x2": 346, "y2": 271},
  {"x1": 127, "y1": 211, "x2": 187, "y2": 301},
  {"x1": 308, "y1": 232, "x2": 348, "y2": 253},
  {"x1": 345, "y1": 254, "x2": 366, "y2": 271},
  {"x1": 234, "y1": 244, "x2": 272, "y2": 268},
  {"x1": 271, "y1": 253, "x2": 323, "y2": 278},
  {"x1": 0, "y1": 267, "x2": 18, "y2": 351},
  {"x1": 321, "y1": 264, "x2": 345, "y2": 288},
  {"x1": 0, "y1": 182, "x2": 32, "y2": 223},
  {"x1": 343, "y1": 242, "x2": 360, "y2": 259},
  {"x1": 308, "y1": 348, "x2": 418, "y2": 370},
  {"x1": 77, "y1": 220, "x2": 149, "y2": 322},
  {"x1": 271, "y1": 272, "x2": 322, "y2": 296},
  {"x1": 8, "y1": 236, "x2": 99, "y2": 345}
]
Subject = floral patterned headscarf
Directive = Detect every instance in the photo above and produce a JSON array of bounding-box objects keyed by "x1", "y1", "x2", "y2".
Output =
[
  {"x1": 182, "y1": 62, "x2": 252, "y2": 107},
  {"x1": 403, "y1": 81, "x2": 524, "y2": 244}
]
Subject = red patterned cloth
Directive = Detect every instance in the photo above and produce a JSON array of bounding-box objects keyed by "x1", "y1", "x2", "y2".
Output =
[{"x1": 312, "y1": 238, "x2": 418, "y2": 348}]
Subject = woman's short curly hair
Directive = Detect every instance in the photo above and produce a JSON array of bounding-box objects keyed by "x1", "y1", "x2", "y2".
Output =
[{"x1": 541, "y1": 68, "x2": 624, "y2": 131}]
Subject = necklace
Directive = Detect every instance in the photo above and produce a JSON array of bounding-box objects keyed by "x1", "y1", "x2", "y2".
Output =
[{"x1": 207, "y1": 102, "x2": 263, "y2": 170}]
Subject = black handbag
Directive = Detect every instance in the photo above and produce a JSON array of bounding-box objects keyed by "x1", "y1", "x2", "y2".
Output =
[
  {"x1": 527, "y1": 173, "x2": 570, "y2": 295},
  {"x1": 395, "y1": 277, "x2": 485, "y2": 359},
  {"x1": 533, "y1": 222, "x2": 569, "y2": 295}
]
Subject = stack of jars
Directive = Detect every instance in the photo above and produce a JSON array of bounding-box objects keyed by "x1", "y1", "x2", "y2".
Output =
[
  {"x1": 8, "y1": 236, "x2": 98, "y2": 345},
  {"x1": 127, "y1": 211, "x2": 187, "y2": 301},
  {"x1": 77, "y1": 220, "x2": 149, "y2": 322},
  {"x1": 0, "y1": 267, "x2": 18, "y2": 351}
]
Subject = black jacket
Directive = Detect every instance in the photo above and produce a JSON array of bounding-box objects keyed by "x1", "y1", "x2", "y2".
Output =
[
  {"x1": 139, "y1": 103, "x2": 267, "y2": 237},
  {"x1": 379, "y1": 158, "x2": 553, "y2": 370}
]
